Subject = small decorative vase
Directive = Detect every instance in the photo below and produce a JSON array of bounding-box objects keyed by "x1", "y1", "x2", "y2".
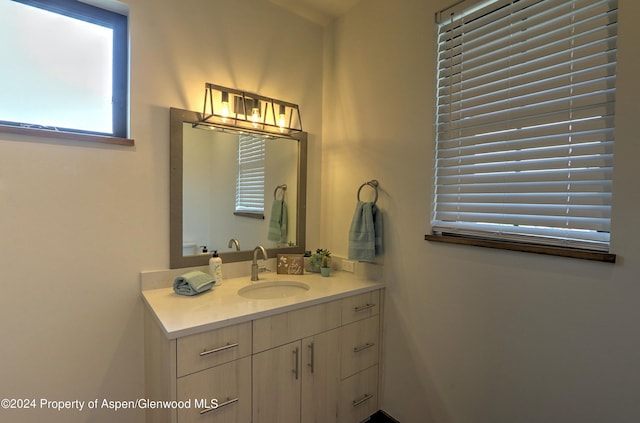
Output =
[{"x1": 320, "y1": 267, "x2": 331, "y2": 277}]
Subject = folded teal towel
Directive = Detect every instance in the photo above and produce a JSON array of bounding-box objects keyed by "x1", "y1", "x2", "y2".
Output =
[
  {"x1": 348, "y1": 201, "x2": 383, "y2": 262},
  {"x1": 267, "y1": 199, "x2": 288, "y2": 243},
  {"x1": 173, "y1": 271, "x2": 215, "y2": 296}
]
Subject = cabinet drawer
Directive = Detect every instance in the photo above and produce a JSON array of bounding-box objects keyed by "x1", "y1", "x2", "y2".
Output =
[
  {"x1": 177, "y1": 322, "x2": 252, "y2": 377},
  {"x1": 339, "y1": 365, "x2": 379, "y2": 423},
  {"x1": 340, "y1": 316, "x2": 379, "y2": 379},
  {"x1": 177, "y1": 356, "x2": 251, "y2": 423},
  {"x1": 341, "y1": 290, "x2": 380, "y2": 325},
  {"x1": 253, "y1": 301, "x2": 342, "y2": 353}
]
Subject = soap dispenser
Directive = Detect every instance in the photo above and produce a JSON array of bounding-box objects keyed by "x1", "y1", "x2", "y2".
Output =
[{"x1": 209, "y1": 250, "x2": 223, "y2": 285}]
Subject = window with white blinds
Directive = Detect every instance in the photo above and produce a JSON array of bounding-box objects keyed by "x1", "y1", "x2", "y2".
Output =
[
  {"x1": 432, "y1": 0, "x2": 617, "y2": 251},
  {"x1": 236, "y1": 134, "x2": 265, "y2": 215}
]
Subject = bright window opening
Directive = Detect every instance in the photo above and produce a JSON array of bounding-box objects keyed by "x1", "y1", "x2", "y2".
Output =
[{"x1": 0, "y1": 0, "x2": 128, "y2": 137}]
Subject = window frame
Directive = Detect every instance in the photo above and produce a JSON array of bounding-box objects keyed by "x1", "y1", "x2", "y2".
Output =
[
  {"x1": 428, "y1": 0, "x2": 617, "y2": 263},
  {"x1": 0, "y1": 0, "x2": 132, "y2": 145}
]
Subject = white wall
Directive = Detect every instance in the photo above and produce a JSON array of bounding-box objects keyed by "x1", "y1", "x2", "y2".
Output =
[
  {"x1": 322, "y1": 0, "x2": 640, "y2": 422},
  {"x1": 0, "y1": 1, "x2": 323, "y2": 422}
]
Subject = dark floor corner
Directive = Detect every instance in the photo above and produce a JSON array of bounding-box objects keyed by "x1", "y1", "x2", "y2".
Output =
[{"x1": 368, "y1": 409, "x2": 400, "y2": 422}]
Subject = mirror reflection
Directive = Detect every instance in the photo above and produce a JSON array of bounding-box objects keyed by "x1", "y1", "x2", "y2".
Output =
[
  {"x1": 182, "y1": 124, "x2": 299, "y2": 254},
  {"x1": 170, "y1": 108, "x2": 307, "y2": 269}
]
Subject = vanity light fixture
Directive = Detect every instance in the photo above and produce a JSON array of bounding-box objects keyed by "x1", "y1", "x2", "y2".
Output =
[
  {"x1": 220, "y1": 91, "x2": 230, "y2": 122},
  {"x1": 278, "y1": 104, "x2": 287, "y2": 132},
  {"x1": 196, "y1": 82, "x2": 303, "y2": 138},
  {"x1": 251, "y1": 98, "x2": 261, "y2": 128}
]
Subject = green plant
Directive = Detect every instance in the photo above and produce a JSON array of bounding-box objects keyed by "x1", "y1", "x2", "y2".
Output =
[{"x1": 310, "y1": 248, "x2": 331, "y2": 268}]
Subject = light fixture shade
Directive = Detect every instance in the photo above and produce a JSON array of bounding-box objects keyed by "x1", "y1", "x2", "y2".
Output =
[{"x1": 199, "y1": 83, "x2": 302, "y2": 138}]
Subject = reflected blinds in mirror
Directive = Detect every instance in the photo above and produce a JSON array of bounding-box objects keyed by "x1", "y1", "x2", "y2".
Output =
[{"x1": 236, "y1": 134, "x2": 265, "y2": 215}]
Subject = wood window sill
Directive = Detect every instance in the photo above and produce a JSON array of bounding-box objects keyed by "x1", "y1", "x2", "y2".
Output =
[
  {"x1": 0, "y1": 124, "x2": 134, "y2": 146},
  {"x1": 425, "y1": 233, "x2": 616, "y2": 263},
  {"x1": 233, "y1": 211, "x2": 265, "y2": 220}
]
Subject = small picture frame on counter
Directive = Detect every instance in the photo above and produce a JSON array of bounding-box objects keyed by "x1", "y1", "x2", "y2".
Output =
[{"x1": 276, "y1": 254, "x2": 304, "y2": 275}]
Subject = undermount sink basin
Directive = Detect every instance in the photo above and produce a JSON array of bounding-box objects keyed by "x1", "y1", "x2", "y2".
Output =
[{"x1": 237, "y1": 280, "x2": 310, "y2": 300}]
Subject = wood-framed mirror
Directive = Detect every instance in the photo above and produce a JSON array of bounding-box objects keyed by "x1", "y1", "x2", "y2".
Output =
[{"x1": 170, "y1": 107, "x2": 307, "y2": 268}]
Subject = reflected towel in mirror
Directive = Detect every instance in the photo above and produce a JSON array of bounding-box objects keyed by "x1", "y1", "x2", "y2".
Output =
[{"x1": 267, "y1": 199, "x2": 288, "y2": 243}]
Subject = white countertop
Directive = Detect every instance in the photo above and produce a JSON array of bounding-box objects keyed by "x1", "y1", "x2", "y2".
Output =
[{"x1": 142, "y1": 270, "x2": 384, "y2": 339}]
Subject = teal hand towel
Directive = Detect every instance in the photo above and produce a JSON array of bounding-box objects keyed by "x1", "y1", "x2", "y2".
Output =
[
  {"x1": 173, "y1": 271, "x2": 215, "y2": 296},
  {"x1": 348, "y1": 201, "x2": 383, "y2": 262},
  {"x1": 267, "y1": 199, "x2": 288, "y2": 243}
]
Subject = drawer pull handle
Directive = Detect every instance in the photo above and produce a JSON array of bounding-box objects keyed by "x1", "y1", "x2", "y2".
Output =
[
  {"x1": 199, "y1": 342, "x2": 239, "y2": 357},
  {"x1": 353, "y1": 342, "x2": 375, "y2": 353},
  {"x1": 308, "y1": 341, "x2": 315, "y2": 374},
  {"x1": 293, "y1": 347, "x2": 300, "y2": 380},
  {"x1": 354, "y1": 303, "x2": 375, "y2": 313},
  {"x1": 199, "y1": 397, "x2": 239, "y2": 414},
  {"x1": 352, "y1": 393, "x2": 374, "y2": 407}
]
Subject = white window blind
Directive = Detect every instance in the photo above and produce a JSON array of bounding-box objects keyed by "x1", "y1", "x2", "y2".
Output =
[
  {"x1": 433, "y1": 0, "x2": 617, "y2": 251},
  {"x1": 236, "y1": 134, "x2": 265, "y2": 214}
]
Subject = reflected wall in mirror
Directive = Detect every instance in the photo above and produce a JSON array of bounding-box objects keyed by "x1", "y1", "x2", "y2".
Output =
[
  {"x1": 170, "y1": 108, "x2": 307, "y2": 268},
  {"x1": 183, "y1": 124, "x2": 299, "y2": 251}
]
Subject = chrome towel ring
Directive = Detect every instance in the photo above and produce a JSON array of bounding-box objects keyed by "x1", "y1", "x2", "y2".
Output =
[
  {"x1": 357, "y1": 180, "x2": 379, "y2": 204},
  {"x1": 274, "y1": 184, "x2": 287, "y2": 200}
]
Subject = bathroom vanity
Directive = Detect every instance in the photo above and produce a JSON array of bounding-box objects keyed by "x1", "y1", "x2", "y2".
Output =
[{"x1": 142, "y1": 269, "x2": 384, "y2": 423}]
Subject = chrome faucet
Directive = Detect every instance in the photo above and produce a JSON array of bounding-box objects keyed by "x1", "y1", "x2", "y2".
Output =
[
  {"x1": 251, "y1": 245, "x2": 268, "y2": 281},
  {"x1": 228, "y1": 238, "x2": 240, "y2": 251}
]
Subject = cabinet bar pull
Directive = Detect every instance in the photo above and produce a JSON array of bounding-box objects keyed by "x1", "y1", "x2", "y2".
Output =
[
  {"x1": 308, "y1": 341, "x2": 315, "y2": 374},
  {"x1": 352, "y1": 393, "x2": 374, "y2": 407},
  {"x1": 353, "y1": 342, "x2": 375, "y2": 353},
  {"x1": 199, "y1": 397, "x2": 239, "y2": 414},
  {"x1": 293, "y1": 347, "x2": 300, "y2": 380},
  {"x1": 199, "y1": 342, "x2": 239, "y2": 357},
  {"x1": 354, "y1": 303, "x2": 375, "y2": 313}
]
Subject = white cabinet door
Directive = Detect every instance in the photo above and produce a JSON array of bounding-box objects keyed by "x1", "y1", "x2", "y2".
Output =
[
  {"x1": 253, "y1": 340, "x2": 302, "y2": 423},
  {"x1": 301, "y1": 328, "x2": 341, "y2": 423}
]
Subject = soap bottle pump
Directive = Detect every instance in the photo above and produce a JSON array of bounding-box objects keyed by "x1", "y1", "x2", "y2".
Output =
[{"x1": 209, "y1": 250, "x2": 223, "y2": 285}]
